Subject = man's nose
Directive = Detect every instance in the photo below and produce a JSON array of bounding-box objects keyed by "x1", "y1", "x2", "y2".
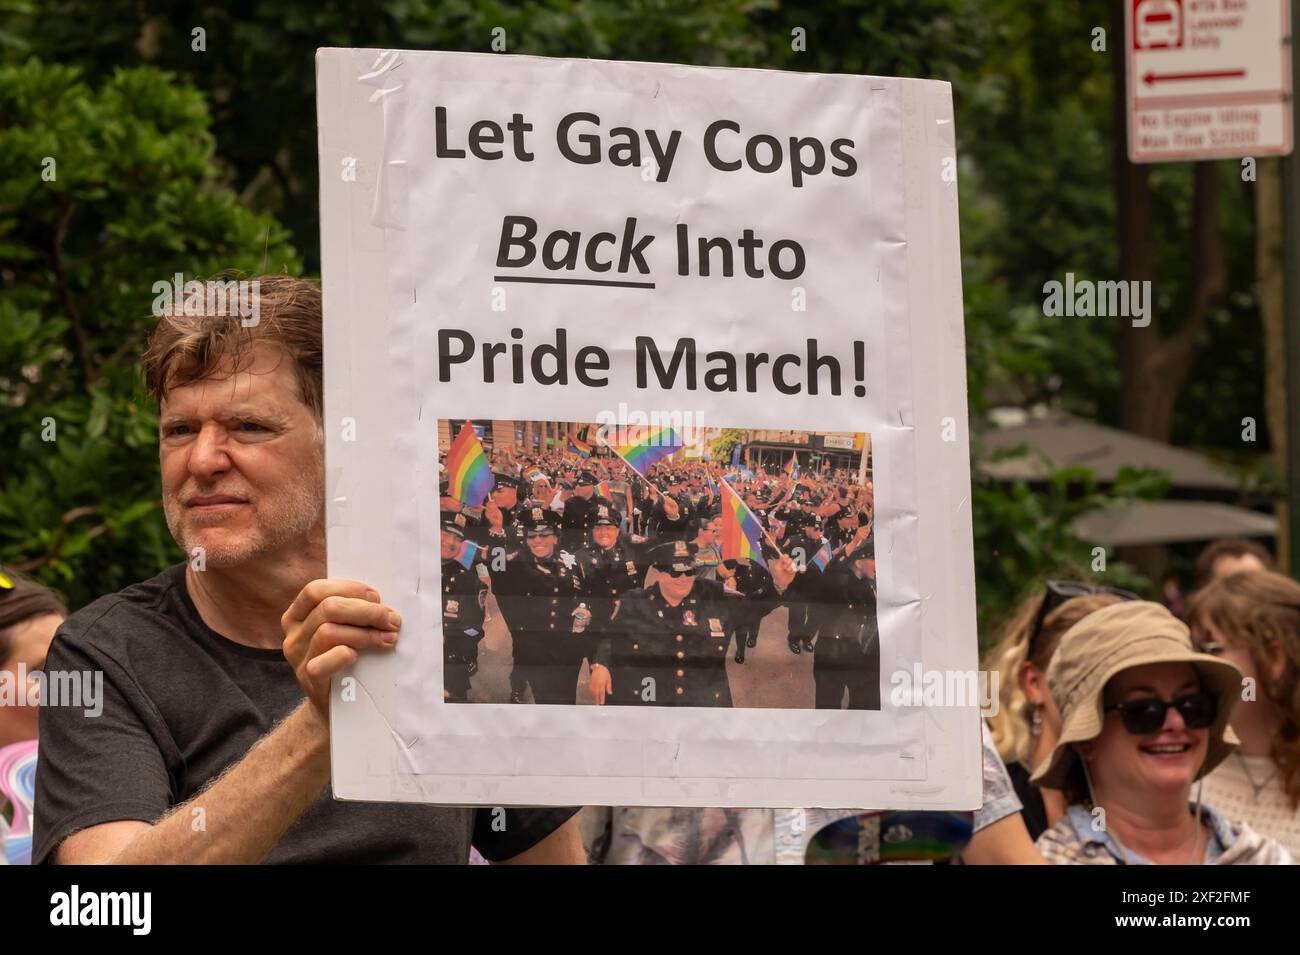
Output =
[{"x1": 188, "y1": 422, "x2": 232, "y2": 477}]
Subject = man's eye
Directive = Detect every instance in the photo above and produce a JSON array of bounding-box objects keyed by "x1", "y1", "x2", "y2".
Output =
[
  {"x1": 237, "y1": 421, "x2": 267, "y2": 432},
  {"x1": 165, "y1": 424, "x2": 193, "y2": 437}
]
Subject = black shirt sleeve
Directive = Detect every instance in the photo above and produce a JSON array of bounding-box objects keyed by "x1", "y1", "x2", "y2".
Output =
[
  {"x1": 471, "y1": 806, "x2": 581, "y2": 862},
  {"x1": 33, "y1": 613, "x2": 174, "y2": 864}
]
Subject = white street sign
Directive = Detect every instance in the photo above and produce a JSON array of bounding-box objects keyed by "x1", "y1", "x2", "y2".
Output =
[{"x1": 1126, "y1": 0, "x2": 1292, "y2": 162}]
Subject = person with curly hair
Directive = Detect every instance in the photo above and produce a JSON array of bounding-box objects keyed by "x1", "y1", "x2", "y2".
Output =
[{"x1": 1188, "y1": 570, "x2": 1300, "y2": 857}]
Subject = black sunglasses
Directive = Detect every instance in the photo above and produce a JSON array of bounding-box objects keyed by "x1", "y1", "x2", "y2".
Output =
[
  {"x1": 1103, "y1": 692, "x2": 1217, "y2": 735},
  {"x1": 663, "y1": 568, "x2": 696, "y2": 579},
  {"x1": 1027, "y1": 580, "x2": 1140, "y2": 656}
]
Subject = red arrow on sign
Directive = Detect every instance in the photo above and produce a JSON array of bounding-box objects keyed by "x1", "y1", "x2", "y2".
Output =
[{"x1": 1143, "y1": 69, "x2": 1246, "y2": 86}]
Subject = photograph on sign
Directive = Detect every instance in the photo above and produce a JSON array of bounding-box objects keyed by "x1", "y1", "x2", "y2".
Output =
[
  {"x1": 437, "y1": 418, "x2": 879, "y2": 711},
  {"x1": 318, "y1": 49, "x2": 980, "y2": 809}
]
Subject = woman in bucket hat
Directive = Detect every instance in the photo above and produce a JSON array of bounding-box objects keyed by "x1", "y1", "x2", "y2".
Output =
[{"x1": 1031, "y1": 601, "x2": 1292, "y2": 865}]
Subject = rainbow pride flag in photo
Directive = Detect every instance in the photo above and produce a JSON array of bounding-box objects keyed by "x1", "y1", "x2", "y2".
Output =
[
  {"x1": 524, "y1": 466, "x2": 547, "y2": 484},
  {"x1": 720, "y1": 481, "x2": 768, "y2": 570},
  {"x1": 567, "y1": 434, "x2": 593, "y2": 457},
  {"x1": 784, "y1": 453, "x2": 800, "y2": 479},
  {"x1": 603, "y1": 425, "x2": 683, "y2": 475},
  {"x1": 445, "y1": 422, "x2": 493, "y2": 506}
]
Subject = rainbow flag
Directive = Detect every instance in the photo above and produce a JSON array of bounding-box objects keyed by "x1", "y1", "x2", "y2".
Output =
[
  {"x1": 524, "y1": 465, "x2": 547, "y2": 484},
  {"x1": 445, "y1": 422, "x2": 493, "y2": 506},
  {"x1": 720, "y1": 481, "x2": 768, "y2": 570},
  {"x1": 603, "y1": 425, "x2": 683, "y2": 475},
  {"x1": 784, "y1": 453, "x2": 800, "y2": 479},
  {"x1": 595, "y1": 480, "x2": 616, "y2": 499},
  {"x1": 567, "y1": 434, "x2": 593, "y2": 458}
]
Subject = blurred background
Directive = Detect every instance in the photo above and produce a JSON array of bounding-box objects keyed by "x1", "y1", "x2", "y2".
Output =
[{"x1": 0, "y1": 0, "x2": 1289, "y2": 645}]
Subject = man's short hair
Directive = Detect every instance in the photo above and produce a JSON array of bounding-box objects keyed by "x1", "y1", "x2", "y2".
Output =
[
  {"x1": 142, "y1": 275, "x2": 323, "y2": 419},
  {"x1": 1194, "y1": 537, "x2": 1274, "y2": 588}
]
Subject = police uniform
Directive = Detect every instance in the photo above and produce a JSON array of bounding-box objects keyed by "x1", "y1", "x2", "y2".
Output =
[
  {"x1": 489, "y1": 508, "x2": 589, "y2": 705},
  {"x1": 575, "y1": 506, "x2": 647, "y2": 631},
  {"x1": 811, "y1": 544, "x2": 880, "y2": 710},
  {"x1": 470, "y1": 473, "x2": 523, "y2": 548},
  {"x1": 560, "y1": 471, "x2": 615, "y2": 551},
  {"x1": 593, "y1": 541, "x2": 762, "y2": 708},
  {"x1": 646, "y1": 489, "x2": 695, "y2": 542},
  {"x1": 784, "y1": 517, "x2": 832, "y2": 655},
  {"x1": 720, "y1": 557, "x2": 781, "y2": 664},
  {"x1": 440, "y1": 519, "x2": 487, "y2": 703}
]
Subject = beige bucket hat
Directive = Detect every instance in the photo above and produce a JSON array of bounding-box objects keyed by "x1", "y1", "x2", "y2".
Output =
[{"x1": 1030, "y1": 600, "x2": 1242, "y2": 791}]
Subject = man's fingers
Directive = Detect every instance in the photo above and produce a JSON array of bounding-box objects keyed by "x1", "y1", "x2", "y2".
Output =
[
  {"x1": 305, "y1": 644, "x2": 359, "y2": 679},
  {"x1": 310, "y1": 622, "x2": 398, "y2": 655},
  {"x1": 283, "y1": 579, "x2": 378, "y2": 627},
  {"x1": 302, "y1": 595, "x2": 401, "y2": 640}
]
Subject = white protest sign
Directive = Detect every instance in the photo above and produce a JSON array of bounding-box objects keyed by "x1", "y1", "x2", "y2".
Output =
[
  {"x1": 318, "y1": 49, "x2": 980, "y2": 809},
  {"x1": 1126, "y1": 0, "x2": 1293, "y2": 162}
]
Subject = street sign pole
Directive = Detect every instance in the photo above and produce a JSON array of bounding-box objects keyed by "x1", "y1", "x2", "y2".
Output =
[{"x1": 1285, "y1": 0, "x2": 1300, "y2": 575}]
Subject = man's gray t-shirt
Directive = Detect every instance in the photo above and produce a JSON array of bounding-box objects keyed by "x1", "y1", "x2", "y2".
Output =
[{"x1": 33, "y1": 564, "x2": 574, "y2": 864}]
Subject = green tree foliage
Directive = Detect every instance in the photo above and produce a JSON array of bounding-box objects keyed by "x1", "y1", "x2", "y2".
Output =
[{"x1": 0, "y1": 59, "x2": 298, "y2": 607}]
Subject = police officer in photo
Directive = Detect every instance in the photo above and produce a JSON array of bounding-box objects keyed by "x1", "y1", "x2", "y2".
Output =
[
  {"x1": 785, "y1": 512, "x2": 832, "y2": 655},
  {"x1": 575, "y1": 504, "x2": 647, "y2": 633},
  {"x1": 588, "y1": 540, "x2": 794, "y2": 707},
  {"x1": 490, "y1": 506, "x2": 591, "y2": 705},
  {"x1": 810, "y1": 527, "x2": 880, "y2": 710},
  {"x1": 560, "y1": 470, "x2": 613, "y2": 551},
  {"x1": 473, "y1": 472, "x2": 523, "y2": 547},
  {"x1": 645, "y1": 477, "x2": 694, "y2": 542},
  {"x1": 440, "y1": 518, "x2": 487, "y2": 703}
]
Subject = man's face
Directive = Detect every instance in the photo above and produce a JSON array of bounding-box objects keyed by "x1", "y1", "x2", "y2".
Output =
[
  {"x1": 492, "y1": 486, "x2": 518, "y2": 510},
  {"x1": 575, "y1": 483, "x2": 594, "y2": 499},
  {"x1": 592, "y1": 524, "x2": 619, "y2": 549},
  {"x1": 526, "y1": 530, "x2": 557, "y2": 558},
  {"x1": 159, "y1": 343, "x2": 324, "y2": 568},
  {"x1": 440, "y1": 533, "x2": 462, "y2": 562}
]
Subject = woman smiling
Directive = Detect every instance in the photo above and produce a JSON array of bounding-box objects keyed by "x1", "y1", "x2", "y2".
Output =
[{"x1": 1031, "y1": 601, "x2": 1292, "y2": 865}]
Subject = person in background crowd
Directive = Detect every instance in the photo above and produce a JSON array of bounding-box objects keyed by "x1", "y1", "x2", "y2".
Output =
[
  {"x1": 1032, "y1": 601, "x2": 1290, "y2": 865},
  {"x1": 810, "y1": 525, "x2": 880, "y2": 710},
  {"x1": 439, "y1": 520, "x2": 488, "y2": 703},
  {"x1": 582, "y1": 720, "x2": 1044, "y2": 865},
  {"x1": 589, "y1": 540, "x2": 795, "y2": 708},
  {"x1": 575, "y1": 505, "x2": 647, "y2": 634},
  {"x1": 1194, "y1": 538, "x2": 1273, "y2": 589},
  {"x1": 490, "y1": 510, "x2": 589, "y2": 705},
  {"x1": 34, "y1": 275, "x2": 582, "y2": 864},
  {"x1": 985, "y1": 582, "x2": 1132, "y2": 840},
  {"x1": 1188, "y1": 571, "x2": 1300, "y2": 857},
  {"x1": 0, "y1": 569, "x2": 68, "y2": 865}
]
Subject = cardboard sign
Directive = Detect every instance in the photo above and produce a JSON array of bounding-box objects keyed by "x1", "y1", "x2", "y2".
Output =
[{"x1": 317, "y1": 49, "x2": 980, "y2": 809}]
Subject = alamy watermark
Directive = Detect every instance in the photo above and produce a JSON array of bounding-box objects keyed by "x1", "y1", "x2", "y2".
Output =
[
  {"x1": 0, "y1": 664, "x2": 103, "y2": 717},
  {"x1": 151, "y1": 274, "x2": 261, "y2": 327},
  {"x1": 1042, "y1": 272, "x2": 1151, "y2": 328},
  {"x1": 594, "y1": 403, "x2": 708, "y2": 456},
  {"x1": 889, "y1": 664, "x2": 999, "y2": 716}
]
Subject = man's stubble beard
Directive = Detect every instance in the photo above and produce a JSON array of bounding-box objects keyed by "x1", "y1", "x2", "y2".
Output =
[{"x1": 164, "y1": 451, "x2": 326, "y2": 570}]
